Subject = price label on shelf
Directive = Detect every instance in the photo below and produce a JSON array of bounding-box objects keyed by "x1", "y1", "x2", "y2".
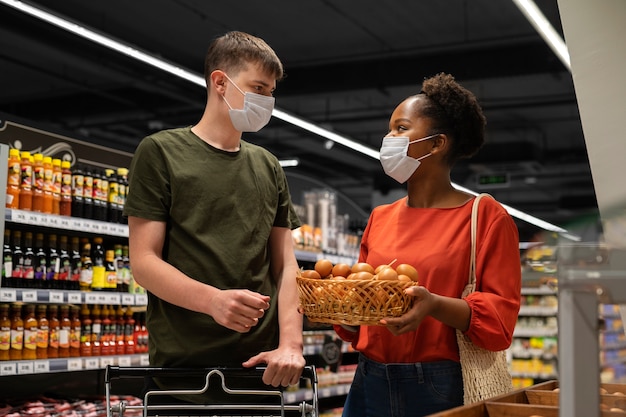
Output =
[
  {"x1": 67, "y1": 359, "x2": 82, "y2": 371},
  {"x1": 85, "y1": 292, "x2": 109, "y2": 304},
  {"x1": 100, "y1": 357, "x2": 114, "y2": 367},
  {"x1": 99, "y1": 223, "x2": 110, "y2": 234},
  {"x1": 0, "y1": 289, "x2": 16, "y2": 302},
  {"x1": 118, "y1": 356, "x2": 132, "y2": 367},
  {"x1": 84, "y1": 358, "x2": 99, "y2": 370},
  {"x1": 18, "y1": 361, "x2": 34, "y2": 374},
  {"x1": 22, "y1": 290, "x2": 38, "y2": 302},
  {"x1": 49, "y1": 291, "x2": 64, "y2": 303},
  {"x1": 121, "y1": 294, "x2": 134, "y2": 305},
  {"x1": 106, "y1": 293, "x2": 121, "y2": 305},
  {"x1": 34, "y1": 360, "x2": 50, "y2": 373},
  {"x1": 25, "y1": 213, "x2": 41, "y2": 225},
  {"x1": 47, "y1": 215, "x2": 60, "y2": 227},
  {"x1": 0, "y1": 362, "x2": 17, "y2": 376},
  {"x1": 68, "y1": 292, "x2": 82, "y2": 304},
  {"x1": 11, "y1": 209, "x2": 28, "y2": 223},
  {"x1": 139, "y1": 355, "x2": 150, "y2": 366},
  {"x1": 59, "y1": 217, "x2": 71, "y2": 229},
  {"x1": 135, "y1": 294, "x2": 148, "y2": 305}
]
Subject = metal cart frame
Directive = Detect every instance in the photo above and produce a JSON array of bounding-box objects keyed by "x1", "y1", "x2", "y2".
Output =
[{"x1": 105, "y1": 365, "x2": 318, "y2": 417}]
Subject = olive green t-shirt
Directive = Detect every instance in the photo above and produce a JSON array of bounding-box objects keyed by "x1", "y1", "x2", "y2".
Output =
[{"x1": 124, "y1": 126, "x2": 301, "y2": 369}]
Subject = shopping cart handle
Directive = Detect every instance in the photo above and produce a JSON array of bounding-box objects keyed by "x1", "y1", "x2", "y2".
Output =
[{"x1": 105, "y1": 365, "x2": 317, "y2": 384}]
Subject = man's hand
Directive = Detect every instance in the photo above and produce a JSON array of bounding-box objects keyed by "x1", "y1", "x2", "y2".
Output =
[
  {"x1": 242, "y1": 346, "x2": 305, "y2": 387},
  {"x1": 207, "y1": 289, "x2": 270, "y2": 333}
]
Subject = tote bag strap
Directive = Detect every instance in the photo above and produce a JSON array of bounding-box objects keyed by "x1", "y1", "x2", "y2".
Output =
[{"x1": 466, "y1": 193, "x2": 492, "y2": 294}]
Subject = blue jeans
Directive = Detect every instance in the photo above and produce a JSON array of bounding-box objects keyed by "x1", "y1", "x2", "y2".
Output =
[{"x1": 342, "y1": 353, "x2": 463, "y2": 417}]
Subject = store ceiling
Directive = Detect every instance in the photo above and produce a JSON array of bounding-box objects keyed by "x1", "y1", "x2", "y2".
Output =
[{"x1": 0, "y1": 0, "x2": 599, "y2": 241}]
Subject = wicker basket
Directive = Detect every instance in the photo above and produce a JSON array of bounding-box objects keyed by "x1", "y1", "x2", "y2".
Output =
[{"x1": 296, "y1": 275, "x2": 416, "y2": 326}]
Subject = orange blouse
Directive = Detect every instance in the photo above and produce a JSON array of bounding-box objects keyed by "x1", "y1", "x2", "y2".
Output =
[{"x1": 334, "y1": 196, "x2": 521, "y2": 364}]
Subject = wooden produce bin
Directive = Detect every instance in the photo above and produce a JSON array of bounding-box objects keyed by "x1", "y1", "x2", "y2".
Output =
[{"x1": 427, "y1": 380, "x2": 626, "y2": 416}]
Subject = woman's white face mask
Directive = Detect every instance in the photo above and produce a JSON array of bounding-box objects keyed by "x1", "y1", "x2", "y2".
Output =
[
  {"x1": 379, "y1": 134, "x2": 439, "y2": 183},
  {"x1": 222, "y1": 73, "x2": 275, "y2": 132}
]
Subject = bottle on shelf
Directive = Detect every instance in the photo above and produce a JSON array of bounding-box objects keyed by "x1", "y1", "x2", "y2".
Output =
[
  {"x1": 90, "y1": 304, "x2": 102, "y2": 356},
  {"x1": 82, "y1": 166, "x2": 94, "y2": 220},
  {"x1": 70, "y1": 236, "x2": 82, "y2": 291},
  {"x1": 69, "y1": 305, "x2": 81, "y2": 357},
  {"x1": 22, "y1": 232, "x2": 35, "y2": 287},
  {"x1": 79, "y1": 239, "x2": 93, "y2": 291},
  {"x1": 79, "y1": 304, "x2": 92, "y2": 357},
  {"x1": 71, "y1": 164, "x2": 84, "y2": 218},
  {"x1": 124, "y1": 306, "x2": 135, "y2": 354},
  {"x1": 31, "y1": 153, "x2": 45, "y2": 213},
  {"x1": 36, "y1": 304, "x2": 49, "y2": 359},
  {"x1": 122, "y1": 245, "x2": 133, "y2": 293},
  {"x1": 106, "y1": 169, "x2": 119, "y2": 224},
  {"x1": 92, "y1": 169, "x2": 105, "y2": 221},
  {"x1": 105, "y1": 250, "x2": 117, "y2": 291},
  {"x1": 59, "y1": 160, "x2": 72, "y2": 217},
  {"x1": 0, "y1": 304, "x2": 11, "y2": 361},
  {"x1": 100, "y1": 304, "x2": 112, "y2": 355},
  {"x1": 58, "y1": 235, "x2": 71, "y2": 290},
  {"x1": 18, "y1": 151, "x2": 33, "y2": 211},
  {"x1": 115, "y1": 304, "x2": 125, "y2": 355},
  {"x1": 46, "y1": 234, "x2": 59, "y2": 289},
  {"x1": 6, "y1": 148, "x2": 21, "y2": 209},
  {"x1": 51, "y1": 158, "x2": 62, "y2": 215},
  {"x1": 114, "y1": 244, "x2": 126, "y2": 293},
  {"x1": 34, "y1": 232, "x2": 47, "y2": 289},
  {"x1": 3, "y1": 229, "x2": 13, "y2": 288},
  {"x1": 9, "y1": 304, "x2": 23, "y2": 360},
  {"x1": 58, "y1": 305, "x2": 71, "y2": 358},
  {"x1": 47, "y1": 304, "x2": 59, "y2": 359},
  {"x1": 91, "y1": 237, "x2": 105, "y2": 291},
  {"x1": 42, "y1": 156, "x2": 53, "y2": 214},
  {"x1": 22, "y1": 304, "x2": 38, "y2": 360},
  {"x1": 10, "y1": 230, "x2": 23, "y2": 288},
  {"x1": 117, "y1": 167, "x2": 129, "y2": 224}
]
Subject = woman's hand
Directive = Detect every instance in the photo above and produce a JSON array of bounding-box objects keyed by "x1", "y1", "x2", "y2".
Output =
[{"x1": 380, "y1": 286, "x2": 438, "y2": 335}]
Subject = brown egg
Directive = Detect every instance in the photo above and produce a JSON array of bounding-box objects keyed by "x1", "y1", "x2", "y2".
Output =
[
  {"x1": 315, "y1": 259, "x2": 333, "y2": 278},
  {"x1": 395, "y1": 264, "x2": 418, "y2": 281},
  {"x1": 301, "y1": 269, "x2": 321, "y2": 279},
  {"x1": 376, "y1": 267, "x2": 398, "y2": 280},
  {"x1": 352, "y1": 262, "x2": 375, "y2": 274},
  {"x1": 351, "y1": 271, "x2": 375, "y2": 280},
  {"x1": 398, "y1": 274, "x2": 412, "y2": 282},
  {"x1": 332, "y1": 263, "x2": 352, "y2": 278}
]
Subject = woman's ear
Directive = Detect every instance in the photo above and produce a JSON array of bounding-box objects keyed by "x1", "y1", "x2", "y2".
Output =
[{"x1": 430, "y1": 133, "x2": 448, "y2": 155}]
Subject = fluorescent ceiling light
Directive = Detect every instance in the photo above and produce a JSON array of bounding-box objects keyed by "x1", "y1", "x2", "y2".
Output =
[
  {"x1": 512, "y1": 0, "x2": 571, "y2": 70},
  {"x1": 1, "y1": 0, "x2": 574, "y2": 237},
  {"x1": 279, "y1": 159, "x2": 299, "y2": 168}
]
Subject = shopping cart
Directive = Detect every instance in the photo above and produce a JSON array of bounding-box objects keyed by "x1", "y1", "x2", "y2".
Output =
[{"x1": 105, "y1": 365, "x2": 318, "y2": 417}]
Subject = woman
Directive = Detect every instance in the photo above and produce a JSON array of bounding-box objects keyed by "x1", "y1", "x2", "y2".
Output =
[{"x1": 334, "y1": 73, "x2": 521, "y2": 417}]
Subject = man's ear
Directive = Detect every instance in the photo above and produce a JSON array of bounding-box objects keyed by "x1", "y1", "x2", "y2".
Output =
[{"x1": 210, "y1": 70, "x2": 227, "y2": 93}]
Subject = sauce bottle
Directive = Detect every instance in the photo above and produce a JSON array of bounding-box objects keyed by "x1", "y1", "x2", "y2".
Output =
[
  {"x1": 82, "y1": 166, "x2": 93, "y2": 220},
  {"x1": 115, "y1": 304, "x2": 125, "y2": 355},
  {"x1": 31, "y1": 153, "x2": 45, "y2": 212},
  {"x1": 6, "y1": 148, "x2": 21, "y2": 209},
  {"x1": 42, "y1": 156, "x2": 53, "y2": 214},
  {"x1": 105, "y1": 250, "x2": 117, "y2": 291},
  {"x1": 71, "y1": 164, "x2": 84, "y2": 218},
  {"x1": 59, "y1": 161, "x2": 72, "y2": 217},
  {"x1": 70, "y1": 236, "x2": 82, "y2": 291},
  {"x1": 79, "y1": 304, "x2": 92, "y2": 357},
  {"x1": 106, "y1": 169, "x2": 119, "y2": 223},
  {"x1": 3, "y1": 229, "x2": 13, "y2": 288},
  {"x1": 9, "y1": 304, "x2": 23, "y2": 360},
  {"x1": 46, "y1": 234, "x2": 59, "y2": 290},
  {"x1": 79, "y1": 239, "x2": 93, "y2": 292},
  {"x1": 35, "y1": 304, "x2": 49, "y2": 359},
  {"x1": 22, "y1": 232, "x2": 35, "y2": 287},
  {"x1": 117, "y1": 168, "x2": 129, "y2": 224},
  {"x1": 124, "y1": 306, "x2": 135, "y2": 354},
  {"x1": 0, "y1": 304, "x2": 11, "y2": 360},
  {"x1": 58, "y1": 235, "x2": 71, "y2": 290},
  {"x1": 51, "y1": 158, "x2": 62, "y2": 215},
  {"x1": 91, "y1": 238, "x2": 105, "y2": 291},
  {"x1": 90, "y1": 304, "x2": 102, "y2": 356},
  {"x1": 10, "y1": 230, "x2": 23, "y2": 288},
  {"x1": 58, "y1": 305, "x2": 71, "y2": 358},
  {"x1": 22, "y1": 304, "x2": 38, "y2": 360},
  {"x1": 100, "y1": 304, "x2": 112, "y2": 355},
  {"x1": 18, "y1": 151, "x2": 33, "y2": 211},
  {"x1": 34, "y1": 233, "x2": 47, "y2": 289},
  {"x1": 47, "y1": 304, "x2": 60, "y2": 359},
  {"x1": 69, "y1": 305, "x2": 81, "y2": 357}
]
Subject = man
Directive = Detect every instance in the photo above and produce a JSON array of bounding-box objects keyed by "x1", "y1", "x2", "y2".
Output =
[{"x1": 124, "y1": 31, "x2": 305, "y2": 397}]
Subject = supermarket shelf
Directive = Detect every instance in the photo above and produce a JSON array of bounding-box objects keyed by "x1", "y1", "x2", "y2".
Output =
[
  {"x1": 284, "y1": 383, "x2": 351, "y2": 404},
  {"x1": 0, "y1": 354, "x2": 149, "y2": 376},
  {"x1": 5, "y1": 208, "x2": 128, "y2": 237},
  {"x1": 518, "y1": 305, "x2": 558, "y2": 316},
  {"x1": 0, "y1": 288, "x2": 147, "y2": 305},
  {"x1": 514, "y1": 327, "x2": 558, "y2": 337},
  {"x1": 295, "y1": 250, "x2": 357, "y2": 266}
]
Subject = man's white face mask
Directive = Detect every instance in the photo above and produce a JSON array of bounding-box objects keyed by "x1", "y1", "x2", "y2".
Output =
[{"x1": 222, "y1": 73, "x2": 275, "y2": 132}]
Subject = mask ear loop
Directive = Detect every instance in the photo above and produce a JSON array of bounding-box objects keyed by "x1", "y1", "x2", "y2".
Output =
[{"x1": 220, "y1": 72, "x2": 246, "y2": 111}]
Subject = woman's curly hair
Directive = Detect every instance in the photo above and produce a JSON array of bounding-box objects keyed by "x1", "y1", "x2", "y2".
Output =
[{"x1": 419, "y1": 73, "x2": 486, "y2": 165}]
